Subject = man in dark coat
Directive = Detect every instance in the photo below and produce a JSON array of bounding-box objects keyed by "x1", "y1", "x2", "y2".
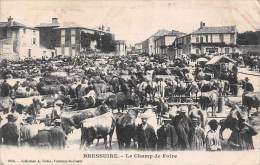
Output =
[
  {"x1": 157, "y1": 114, "x2": 178, "y2": 150},
  {"x1": 135, "y1": 114, "x2": 157, "y2": 150},
  {"x1": 1, "y1": 114, "x2": 19, "y2": 145},
  {"x1": 48, "y1": 119, "x2": 66, "y2": 149},
  {"x1": 228, "y1": 117, "x2": 257, "y2": 150},
  {"x1": 1, "y1": 79, "x2": 11, "y2": 97},
  {"x1": 173, "y1": 107, "x2": 192, "y2": 150},
  {"x1": 243, "y1": 77, "x2": 254, "y2": 93}
]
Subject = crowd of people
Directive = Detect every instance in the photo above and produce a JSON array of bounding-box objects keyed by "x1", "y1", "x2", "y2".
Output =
[{"x1": 0, "y1": 53, "x2": 258, "y2": 151}]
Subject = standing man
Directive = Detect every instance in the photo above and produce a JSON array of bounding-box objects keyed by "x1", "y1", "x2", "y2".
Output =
[
  {"x1": 243, "y1": 77, "x2": 254, "y2": 93},
  {"x1": 50, "y1": 100, "x2": 63, "y2": 123},
  {"x1": 157, "y1": 114, "x2": 178, "y2": 150},
  {"x1": 228, "y1": 116, "x2": 257, "y2": 150},
  {"x1": 0, "y1": 79, "x2": 11, "y2": 97},
  {"x1": 206, "y1": 119, "x2": 222, "y2": 151},
  {"x1": 1, "y1": 114, "x2": 19, "y2": 145},
  {"x1": 135, "y1": 114, "x2": 157, "y2": 150},
  {"x1": 173, "y1": 107, "x2": 192, "y2": 150}
]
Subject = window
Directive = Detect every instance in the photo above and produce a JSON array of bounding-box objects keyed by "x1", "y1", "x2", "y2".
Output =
[
  {"x1": 61, "y1": 30, "x2": 66, "y2": 45},
  {"x1": 33, "y1": 38, "x2": 36, "y2": 45},
  {"x1": 200, "y1": 37, "x2": 203, "y2": 43},
  {"x1": 23, "y1": 28, "x2": 26, "y2": 34},
  {"x1": 33, "y1": 30, "x2": 36, "y2": 36},
  {"x1": 196, "y1": 37, "x2": 199, "y2": 43},
  {"x1": 61, "y1": 36, "x2": 65, "y2": 45},
  {"x1": 196, "y1": 49, "x2": 200, "y2": 54},
  {"x1": 220, "y1": 34, "x2": 224, "y2": 43},
  {"x1": 206, "y1": 48, "x2": 218, "y2": 53},
  {"x1": 225, "y1": 47, "x2": 229, "y2": 54},
  {"x1": 230, "y1": 34, "x2": 235, "y2": 43},
  {"x1": 206, "y1": 35, "x2": 208, "y2": 43},
  {"x1": 71, "y1": 29, "x2": 76, "y2": 36},
  {"x1": 71, "y1": 36, "x2": 75, "y2": 44},
  {"x1": 210, "y1": 34, "x2": 213, "y2": 43},
  {"x1": 61, "y1": 29, "x2": 65, "y2": 36}
]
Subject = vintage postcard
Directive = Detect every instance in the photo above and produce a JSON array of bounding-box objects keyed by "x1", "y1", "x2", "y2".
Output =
[{"x1": 0, "y1": 0, "x2": 259, "y2": 165}]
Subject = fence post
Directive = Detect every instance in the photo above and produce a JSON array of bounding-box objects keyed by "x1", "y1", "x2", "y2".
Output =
[{"x1": 218, "y1": 96, "x2": 224, "y2": 113}]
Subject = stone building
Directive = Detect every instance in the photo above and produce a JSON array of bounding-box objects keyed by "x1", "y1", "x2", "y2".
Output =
[{"x1": 0, "y1": 17, "x2": 41, "y2": 61}]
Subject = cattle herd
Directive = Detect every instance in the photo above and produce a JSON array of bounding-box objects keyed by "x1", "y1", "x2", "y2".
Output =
[{"x1": 0, "y1": 53, "x2": 259, "y2": 151}]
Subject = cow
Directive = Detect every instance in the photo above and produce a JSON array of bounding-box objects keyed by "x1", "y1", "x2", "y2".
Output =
[
  {"x1": 106, "y1": 92, "x2": 140, "y2": 112},
  {"x1": 60, "y1": 106, "x2": 109, "y2": 135},
  {"x1": 200, "y1": 90, "x2": 219, "y2": 117},
  {"x1": 116, "y1": 109, "x2": 139, "y2": 149},
  {"x1": 242, "y1": 92, "x2": 260, "y2": 117},
  {"x1": 80, "y1": 112, "x2": 115, "y2": 149}
]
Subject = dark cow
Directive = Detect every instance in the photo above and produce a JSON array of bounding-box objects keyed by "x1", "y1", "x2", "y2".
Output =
[
  {"x1": 106, "y1": 92, "x2": 140, "y2": 112},
  {"x1": 61, "y1": 105, "x2": 109, "y2": 135},
  {"x1": 116, "y1": 109, "x2": 139, "y2": 149},
  {"x1": 80, "y1": 112, "x2": 115, "y2": 149},
  {"x1": 242, "y1": 92, "x2": 260, "y2": 117},
  {"x1": 200, "y1": 90, "x2": 219, "y2": 117}
]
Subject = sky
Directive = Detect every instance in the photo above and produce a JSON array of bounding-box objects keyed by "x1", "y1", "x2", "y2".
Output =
[{"x1": 0, "y1": 0, "x2": 260, "y2": 44}]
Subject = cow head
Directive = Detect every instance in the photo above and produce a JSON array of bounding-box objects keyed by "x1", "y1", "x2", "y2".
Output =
[{"x1": 61, "y1": 118, "x2": 75, "y2": 135}]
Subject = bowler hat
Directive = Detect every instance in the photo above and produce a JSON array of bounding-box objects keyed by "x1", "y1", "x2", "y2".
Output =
[
  {"x1": 208, "y1": 119, "x2": 218, "y2": 126},
  {"x1": 6, "y1": 114, "x2": 17, "y2": 122},
  {"x1": 25, "y1": 116, "x2": 34, "y2": 122}
]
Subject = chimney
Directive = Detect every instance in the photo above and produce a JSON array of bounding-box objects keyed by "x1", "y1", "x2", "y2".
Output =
[
  {"x1": 52, "y1": 18, "x2": 58, "y2": 24},
  {"x1": 200, "y1": 21, "x2": 205, "y2": 29},
  {"x1": 8, "y1": 16, "x2": 14, "y2": 25}
]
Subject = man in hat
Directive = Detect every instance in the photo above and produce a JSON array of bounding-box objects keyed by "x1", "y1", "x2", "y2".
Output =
[
  {"x1": 228, "y1": 116, "x2": 257, "y2": 150},
  {"x1": 48, "y1": 119, "x2": 66, "y2": 149},
  {"x1": 20, "y1": 116, "x2": 35, "y2": 146},
  {"x1": 50, "y1": 100, "x2": 63, "y2": 122},
  {"x1": 157, "y1": 113, "x2": 178, "y2": 150},
  {"x1": 189, "y1": 117, "x2": 205, "y2": 150},
  {"x1": 206, "y1": 119, "x2": 221, "y2": 151},
  {"x1": 1, "y1": 114, "x2": 19, "y2": 145},
  {"x1": 173, "y1": 106, "x2": 192, "y2": 150},
  {"x1": 135, "y1": 114, "x2": 157, "y2": 150},
  {"x1": 243, "y1": 77, "x2": 254, "y2": 93},
  {"x1": 0, "y1": 79, "x2": 11, "y2": 97}
]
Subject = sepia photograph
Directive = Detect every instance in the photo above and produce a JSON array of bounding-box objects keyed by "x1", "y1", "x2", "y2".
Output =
[{"x1": 0, "y1": 0, "x2": 259, "y2": 164}]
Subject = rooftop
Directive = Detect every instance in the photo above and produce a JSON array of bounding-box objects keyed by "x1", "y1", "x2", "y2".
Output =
[
  {"x1": 206, "y1": 55, "x2": 236, "y2": 65},
  {"x1": 35, "y1": 22, "x2": 60, "y2": 28},
  {"x1": 0, "y1": 21, "x2": 27, "y2": 28},
  {"x1": 192, "y1": 26, "x2": 236, "y2": 34}
]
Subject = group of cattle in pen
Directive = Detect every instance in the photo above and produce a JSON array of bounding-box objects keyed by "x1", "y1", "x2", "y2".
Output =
[{"x1": 0, "y1": 55, "x2": 259, "y2": 149}]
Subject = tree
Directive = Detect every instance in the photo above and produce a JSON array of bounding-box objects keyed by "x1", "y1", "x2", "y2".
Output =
[{"x1": 237, "y1": 31, "x2": 260, "y2": 45}]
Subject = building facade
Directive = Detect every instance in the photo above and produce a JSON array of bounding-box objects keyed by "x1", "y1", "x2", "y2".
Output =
[
  {"x1": 115, "y1": 40, "x2": 126, "y2": 56},
  {"x1": 0, "y1": 17, "x2": 41, "y2": 61},
  {"x1": 134, "y1": 42, "x2": 142, "y2": 53},
  {"x1": 36, "y1": 18, "x2": 115, "y2": 58},
  {"x1": 141, "y1": 29, "x2": 170, "y2": 55},
  {"x1": 174, "y1": 22, "x2": 237, "y2": 58},
  {"x1": 154, "y1": 30, "x2": 185, "y2": 55}
]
